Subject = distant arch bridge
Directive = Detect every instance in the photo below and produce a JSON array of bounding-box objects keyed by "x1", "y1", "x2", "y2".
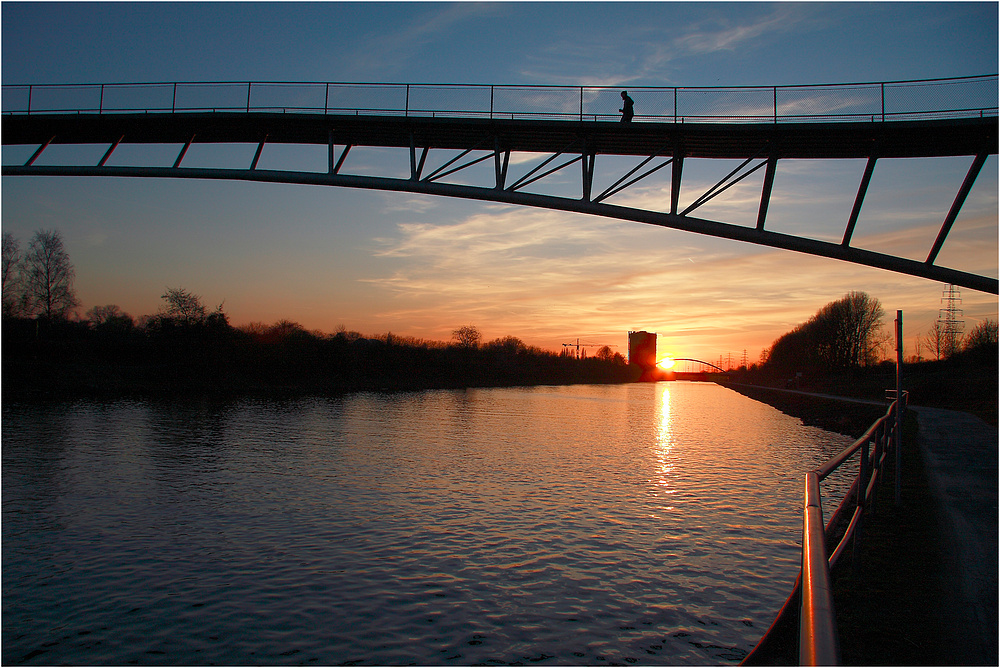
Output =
[
  {"x1": 669, "y1": 359, "x2": 728, "y2": 373},
  {"x1": 3, "y1": 76, "x2": 997, "y2": 293}
]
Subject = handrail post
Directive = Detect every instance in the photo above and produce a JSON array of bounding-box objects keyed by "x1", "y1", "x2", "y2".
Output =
[
  {"x1": 773, "y1": 86, "x2": 778, "y2": 123},
  {"x1": 405, "y1": 84, "x2": 410, "y2": 117},
  {"x1": 27, "y1": 84, "x2": 32, "y2": 115},
  {"x1": 801, "y1": 472, "x2": 840, "y2": 665},
  {"x1": 861, "y1": 435, "x2": 871, "y2": 504},
  {"x1": 99, "y1": 84, "x2": 104, "y2": 114},
  {"x1": 325, "y1": 83, "x2": 329, "y2": 114},
  {"x1": 881, "y1": 83, "x2": 886, "y2": 122},
  {"x1": 579, "y1": 87, "x2": 583, "y2": 121},
  {"x1": 172, "y1": 83, "x2": 177, "y2": 113},
  {"x1": 673, "y1": 87, "x2": 677, "y2": 124},
  {"x1": 246, "y1": 82, "x2": 252, "y2": 113},
  {"x1": 894, "y1": 310, "x2": 903, "y2": 503},
  {"x1": 855, "y1": 436, "x2": 870, "y2": 567}
]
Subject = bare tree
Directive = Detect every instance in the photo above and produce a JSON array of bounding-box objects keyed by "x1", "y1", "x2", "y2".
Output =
[
  {"x1": 964, "y1": 318, "x2": 998, "y2": 351},
  {"x1": 921, "y1": 321, "x2": 945, "y2": 361},
  {"x1": 452, "y1": 325, "x2": 481, "y2": 348},
  {"x1": 811, "y1": 291, "x2": 885, "y2": 368},
  {"x1": 22, "y1": 229, "x2": 80, "y2": 319},
  {"x1": 86, "y1": 304, "x2": 134, "y2": 334},
  {"x1": 486, "y1": 335, "x2": 528, "y2": 354},
  {"x1": 160, "y1": 287, "x2": 207, "y2": 324},
  {"x1": 766, "y1": 292, "x2": 885, "y2": 371},
  {"x1": 594, "y1": 345, "x2": 615, "y2": 361},
  {"x1": 150, "y1": 287, "x2": 227, "y2": 329},
  {"x1": 2, "y1": 232, "x2": 27, "y2": 317},
  {"x1": 3, "y1": 233, "x2": 19, "y2": 292},
  {"x1": 86, "y1": 304, "x2": 124, "y2": 325}
]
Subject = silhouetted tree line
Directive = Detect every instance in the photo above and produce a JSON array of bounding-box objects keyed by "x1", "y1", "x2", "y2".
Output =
[
  {"x1": 731, "y1": 292, "x2": 997, "y2": 417},
  {"x1": 3, "y1": 283, "x2": 639, "y2": 399},
  {"x1": 918, "y1": 315, "x2": 998, "y2": 361},
  {"x1": 759, "y1": 291, "x2": 887, "y2": 373},
  {"x1": 755, "y1": 290, "x2": 997, "y2": 374}
]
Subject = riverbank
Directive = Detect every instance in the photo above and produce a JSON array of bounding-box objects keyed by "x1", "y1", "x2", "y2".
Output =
[
  {"x1": 728, "y1": 346, "x2": 998, "y2": 427},
  {"x1": 720, "y1": 382, "x2": 888, "y2": 438}
]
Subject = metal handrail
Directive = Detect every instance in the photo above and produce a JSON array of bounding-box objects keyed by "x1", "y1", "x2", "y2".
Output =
[
  {"x1": 742, "y1": 393, "x2": 907, "y2": 666},
  {"x1": 802, "y1": 472, "x2": 839, "y2": 665},
  {"x1": 2, "y1": 76, "x2": 996, "y2": 123},
  {"x1": 798, "y1": 395, "x2": 907, "y2": 665}
]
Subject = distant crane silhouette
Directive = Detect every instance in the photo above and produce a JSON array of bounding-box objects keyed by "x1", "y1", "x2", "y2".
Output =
[{"x1": 561, "y1": 339, "x2": 618, "y2": 359}]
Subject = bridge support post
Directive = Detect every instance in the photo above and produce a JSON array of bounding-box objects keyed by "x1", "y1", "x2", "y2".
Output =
[
  {"x1": 494, "y1": 140, "x2": 508, "y2": 190},
  {"x1": 329, "y1": 131, "x2": 336, "y2": 174},
  {"x1": 670, "y1": 151, "x2": 684, "y2": 215},
  {"x1": 756, "y1": 155, "x2": 777, "y2": 230},
  {"x1": 582, "y1": 152, "x2": 595, "y2": 202}
]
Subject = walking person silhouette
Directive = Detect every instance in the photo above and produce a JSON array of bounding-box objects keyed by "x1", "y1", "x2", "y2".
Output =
[{"x1": 619, "y1": 91, "x2": 634, "y2": 123}]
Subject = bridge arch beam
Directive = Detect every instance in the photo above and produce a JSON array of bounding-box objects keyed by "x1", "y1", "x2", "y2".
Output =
[{"x1": 3, "y1": 112, "x2": 997, "y2": 294}]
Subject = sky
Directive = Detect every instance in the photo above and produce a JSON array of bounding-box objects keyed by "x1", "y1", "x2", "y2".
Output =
[{"x1": 2, "y1": 1, "x2": 998, "y2": 365}]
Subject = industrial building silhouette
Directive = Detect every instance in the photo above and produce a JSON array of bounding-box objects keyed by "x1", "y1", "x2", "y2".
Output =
[{"x1": 628, "y1": 331, "x2": 657, "y2": 374}]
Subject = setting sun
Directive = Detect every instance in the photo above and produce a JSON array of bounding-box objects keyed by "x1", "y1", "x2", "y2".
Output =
[{"x1": 657, "y1": 357, "x2": 676, "y2": 370}]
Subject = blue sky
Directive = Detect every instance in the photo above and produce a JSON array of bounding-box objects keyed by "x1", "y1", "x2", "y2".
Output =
[{"x1": 2, "y1": 2, "x2": 997, "y2": 363}]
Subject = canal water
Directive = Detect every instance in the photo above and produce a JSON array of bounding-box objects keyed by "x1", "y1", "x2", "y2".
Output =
[{"x1": 2, "y1": 382, "x2": 857, "y2": 665}]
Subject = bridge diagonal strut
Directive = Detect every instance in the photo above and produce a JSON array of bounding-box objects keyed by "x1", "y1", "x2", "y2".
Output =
[
  {"x1": 250, "y1": 134, "x2": 267, "y2": 170},
  {"x1": 420, "y1": 135, "x2": 491, "y2": 183},
  {"x1": 98, "y1": 134, "x2": 125, "y2": 167},
  {"x1": 593, "y1": 146, "x2": 674, "y2": 204},
  {"x1": 24, "y1": 135, "x2": 54, "y2": 166},
  {"x1": 680, "y1": 144, "x2": 770, "y2": 217},
  {"x1": 843, "y1": 156, "x2": 877, "y2": 246},
  {"x1": 926, "y1": 152, "x2": 988, "y2": 265}
]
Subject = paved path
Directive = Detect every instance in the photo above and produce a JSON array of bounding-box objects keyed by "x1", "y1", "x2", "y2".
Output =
[{"x1": 909, "y1": 405, "x2": 998, "y2": 664}]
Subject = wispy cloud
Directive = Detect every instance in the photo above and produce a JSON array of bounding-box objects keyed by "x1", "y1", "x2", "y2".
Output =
[
  {"x1": 345, "y1": 3, "x2": 504, "y2": 79},
  {"x1": 670, "y1": 6, "x2": 803, "y2": 55},
  {"x1": 359, "y1": 189, "x2": 997, "y2": 358},
  {"x1": 519, "y1": 5, "x2": 812, "y2": 86}
]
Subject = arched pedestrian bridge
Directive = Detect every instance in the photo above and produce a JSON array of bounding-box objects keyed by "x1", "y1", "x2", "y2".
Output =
[{"x1": 3, "y1": 76, "x2": 997, "y2": 293}]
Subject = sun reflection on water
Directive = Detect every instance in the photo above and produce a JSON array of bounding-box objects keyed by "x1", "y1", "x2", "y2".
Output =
[{"x1": 651, "y1": 383, "x2": 676, "y2": 507}]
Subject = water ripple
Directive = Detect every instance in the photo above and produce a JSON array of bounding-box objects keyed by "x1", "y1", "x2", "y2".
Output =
[{"x1": 3, "y1": 383, "x2": 854, "y2": 665}]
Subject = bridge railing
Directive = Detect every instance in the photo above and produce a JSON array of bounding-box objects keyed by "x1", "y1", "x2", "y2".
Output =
[{"x1": 2, "y1": 76, "x2": 996, "y2": 123}]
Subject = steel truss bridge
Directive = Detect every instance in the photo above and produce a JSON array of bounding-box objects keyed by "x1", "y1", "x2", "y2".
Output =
[{"x1": 3, "y1": 77, "x2": 997, "y2": 293}]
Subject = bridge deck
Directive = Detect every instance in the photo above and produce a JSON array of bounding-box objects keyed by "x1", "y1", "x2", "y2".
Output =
[{"x1": 3, "y1": 113, "x2": 996, "y2": 160}]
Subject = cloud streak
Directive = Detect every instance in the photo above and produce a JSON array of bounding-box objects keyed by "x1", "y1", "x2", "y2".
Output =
[
  {"x1": 519, "y1": 5, "x2": 813, "y2": 86},
  {"x1": 360, "y1": 175, "x2": 996, "y2": 360}
]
